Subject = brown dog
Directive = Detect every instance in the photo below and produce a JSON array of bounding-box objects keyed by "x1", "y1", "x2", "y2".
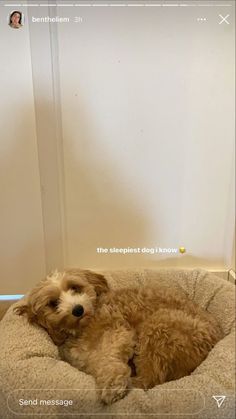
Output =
[{"x1": 15, "y1": 269, "x2": 223, "y2": 404}]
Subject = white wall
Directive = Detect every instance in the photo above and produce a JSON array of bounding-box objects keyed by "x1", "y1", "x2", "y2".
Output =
[
  {"x1": 56, "y1": 4, "x2": 235, "y2": 270},
  {"x1": 0, "y1": 2, "x2": 235, "y2": 295},
  {"x1": 0, "y1": 3, "x2": 46, "y2": 293}
]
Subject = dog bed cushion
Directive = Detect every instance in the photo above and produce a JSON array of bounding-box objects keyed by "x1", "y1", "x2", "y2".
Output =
[{"x1": 0, "y1": 269, "x2": 235, "y2": 419}]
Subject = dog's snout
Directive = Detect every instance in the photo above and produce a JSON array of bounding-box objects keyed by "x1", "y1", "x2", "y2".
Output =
[{"x1": 72, "y1": 305, "x2": 84, "y2": 317}]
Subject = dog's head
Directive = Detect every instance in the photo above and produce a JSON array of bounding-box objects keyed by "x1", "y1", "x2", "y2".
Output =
[{"x1": 14, "y1": 269, "x2": 109, "y2": 345}]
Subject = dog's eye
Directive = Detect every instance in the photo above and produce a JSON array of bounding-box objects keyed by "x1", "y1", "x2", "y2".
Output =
[
  {"x1": 48, "y1": 300, "x2": 58, "y2": 308},
  {"x1": 70, "y1": 285, "x2": 81, "y2": 293}
]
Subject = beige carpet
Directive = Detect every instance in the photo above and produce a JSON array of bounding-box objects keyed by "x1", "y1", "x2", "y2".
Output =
[{"x1": 0, "y1": 268, "x2": 235, "y2": 419}]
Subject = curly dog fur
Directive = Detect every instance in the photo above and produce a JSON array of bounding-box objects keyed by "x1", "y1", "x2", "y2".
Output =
[{"x1": 15, "y1": 269, "x2": 223, "y2": 404}]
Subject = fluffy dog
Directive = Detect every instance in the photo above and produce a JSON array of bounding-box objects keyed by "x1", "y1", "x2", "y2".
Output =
[{"x1": 15, "y1": 269, "x2": 223, "y2": 404}]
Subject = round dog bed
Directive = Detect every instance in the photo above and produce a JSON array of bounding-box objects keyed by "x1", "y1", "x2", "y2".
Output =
[{"x1": 0, "y1": 269, "x2": 235, "y2": 419}]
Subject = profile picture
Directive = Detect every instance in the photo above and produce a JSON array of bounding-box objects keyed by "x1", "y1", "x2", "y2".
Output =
[{"x1": 9, "y1": 11, "x2": 24, "y2": 29}]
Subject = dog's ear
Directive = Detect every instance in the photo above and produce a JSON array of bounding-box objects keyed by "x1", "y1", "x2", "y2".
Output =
[
  {"x1": 85, "y1": 271, "x2": 109, "y2": 295},
  {"x1": 14, "y1": 302, "x2": 36, "y2": 322}
]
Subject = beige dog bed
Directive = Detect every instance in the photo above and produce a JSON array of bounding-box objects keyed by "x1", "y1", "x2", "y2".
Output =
[{"x1": 0, "y1": 269, "x2": 235, "y2": 419}]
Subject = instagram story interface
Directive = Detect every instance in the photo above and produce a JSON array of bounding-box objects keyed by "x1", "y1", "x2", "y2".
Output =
[{"x1": 0, "y1": 0, "x2": 235, "y2": 418}]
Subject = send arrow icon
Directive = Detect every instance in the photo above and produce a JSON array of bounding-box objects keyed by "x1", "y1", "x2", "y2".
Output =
[{"x1": 212, "y1": 395, "x2": 226, "y2": 408}]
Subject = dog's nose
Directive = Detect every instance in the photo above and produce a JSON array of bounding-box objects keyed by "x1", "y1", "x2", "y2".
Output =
[{"x1": 72, "y1": 305, "x2": 84, "y2": 317}]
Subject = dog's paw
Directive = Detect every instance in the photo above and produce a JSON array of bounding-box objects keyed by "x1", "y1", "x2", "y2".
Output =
[
  {"x1": 131, "y1": 376, "x2": 147, "y2": 390},
  {"x1": 97, "y1": 376, "x2": 130, "y2": 404}
]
